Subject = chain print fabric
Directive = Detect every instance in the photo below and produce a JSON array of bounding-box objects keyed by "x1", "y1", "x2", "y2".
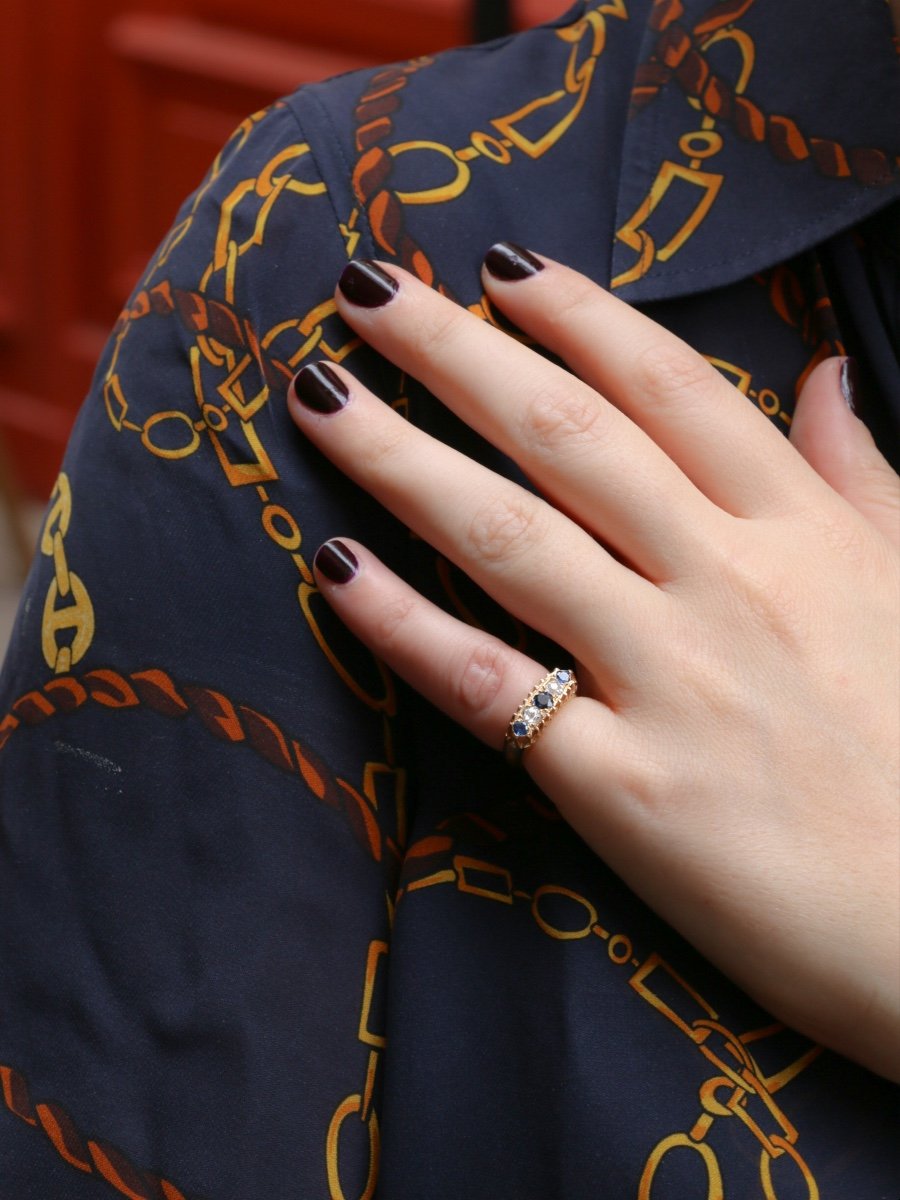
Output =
[{"x1": 1, "y1": 2, "x2": 899, "y2": 1197}]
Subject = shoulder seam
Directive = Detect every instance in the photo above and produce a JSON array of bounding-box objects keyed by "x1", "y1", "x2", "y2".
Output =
[{"x1": 283, "y1": 86, "x2": 378, "y2": 264}]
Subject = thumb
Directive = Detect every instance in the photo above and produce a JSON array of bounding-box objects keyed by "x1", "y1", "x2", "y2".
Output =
[{"x1": 789, "y1": 357, "x2": 900, "y2": 545}]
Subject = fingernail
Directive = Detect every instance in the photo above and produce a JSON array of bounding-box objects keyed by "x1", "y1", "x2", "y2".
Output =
[
  {"x1": 484, "y1": 241, "x2": 544, "y2": 281},
  {"x1": 314, "y1": 539, "x2": 359, "y2": 584},
  {"x1": 839, "y1": 357, "x2": 860, "y2": 413},
  {"x1": 338, "y1": 260, "x2": 399, "y2": 308},
  {"x1": 291, "y1": 362, "x2": 349, "y2": 414}
]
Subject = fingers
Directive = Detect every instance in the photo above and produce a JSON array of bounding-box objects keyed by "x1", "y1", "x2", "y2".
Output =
[
  {"x1": 311, "y1": 537, "x2": 624, "y2": 791},
  {"x1": 789, "y1": 357, "x2": 900, "y2": 547},
  {"x1": 287, "y1": 361, "x2": 665, "y2": 688},
  {"x1": 332, "y1": 259, "x2": 724, "y2": 583},
  {"x1": 477, "y1": 244, "x2": 829, "y2": 518}
]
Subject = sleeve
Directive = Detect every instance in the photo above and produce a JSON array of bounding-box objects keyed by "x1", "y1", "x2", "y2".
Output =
[{"x1": 0, "y1": 93, "x2": 405, "y2": 1198}]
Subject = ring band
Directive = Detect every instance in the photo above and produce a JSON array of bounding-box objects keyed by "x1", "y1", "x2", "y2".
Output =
[{"x1": 503, "y1": 668, "x2": 577, "y2": 768}]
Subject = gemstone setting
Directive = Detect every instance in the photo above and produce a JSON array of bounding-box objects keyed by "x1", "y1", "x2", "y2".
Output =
[{"x1": 505, "y1": 668, "x2": 577, "y2": 762}]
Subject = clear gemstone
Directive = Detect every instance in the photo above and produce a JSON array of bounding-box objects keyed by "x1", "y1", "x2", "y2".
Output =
[
  {"x1": 522, "y1": 705, "x2": 540, "y2": 724},
  {"x1": 547, "y1": 679, "x2": 561, "y2": 694}
]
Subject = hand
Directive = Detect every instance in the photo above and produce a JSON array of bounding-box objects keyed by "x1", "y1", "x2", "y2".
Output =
[{"x1": 286, "y1": 245, "x2": 900, "y2": 1080}]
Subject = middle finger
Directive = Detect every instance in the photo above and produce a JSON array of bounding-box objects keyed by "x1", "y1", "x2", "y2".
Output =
[{"x1": 332, "y1": 260, "x2": 726, "y2": 584}]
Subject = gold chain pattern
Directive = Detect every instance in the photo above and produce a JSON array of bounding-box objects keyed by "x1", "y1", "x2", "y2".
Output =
[
  {"x1": 632, "y1": 0, "x2": 897, "y2": 185},
  {"x1": 39, "y1": 473, "x2": 95, "y2": 675},
  {"x1": 0, "y1": 1064, "x2": 202, "y2": 1200}
]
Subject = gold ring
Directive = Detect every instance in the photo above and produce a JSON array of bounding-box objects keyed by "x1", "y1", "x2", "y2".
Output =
[{"x1": 503, "y1": 668, "x2": 577, "y2": 768}]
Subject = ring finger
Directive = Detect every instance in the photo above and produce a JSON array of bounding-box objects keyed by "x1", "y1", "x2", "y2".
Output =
[
  {"x1": 312, "y1": 537, "x2": 624, "y2": 796},
  {"x1": 287, "y1": 361, "x2": 667, "y2": 687}
]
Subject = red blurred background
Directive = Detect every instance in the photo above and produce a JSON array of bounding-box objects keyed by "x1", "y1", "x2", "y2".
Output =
[{"x1": 0, "y1": 0, "x2": 569, "y2": 503}]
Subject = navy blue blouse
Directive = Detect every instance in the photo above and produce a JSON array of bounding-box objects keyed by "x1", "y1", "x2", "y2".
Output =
[{"x1": 1, "y1": 2, "x2": 899, "y2": 1196}]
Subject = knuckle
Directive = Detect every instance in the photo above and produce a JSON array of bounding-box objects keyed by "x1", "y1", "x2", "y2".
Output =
[
  {"x1": 618, "y1": 741, "x2": 678, "y2": 818},
  {"x1": 805, "y1": 502, "x2": 897, "y2": 584},
  {"x1": 699, "y1": 526, "x2": 815, "y2": 655},
  {"x1": 371, "y1": 593, "x2": 416, "y2": 648},
  {"x1": 813, "y1": 510, "x2": 878, "y2": 571},
  {"x1": 449, "y1": 639, "x2": 510, "y2": 716},
  {"x1": 408, "y1": 304, "x2": 467, "y2": 361},
  {"x1": 828, "y1": 458, "x2": 899, "y2": 539},
  {"x1": 363, "y1": 421, "x2": 410, "y2": 474},
  {"x1": 465, "y1": 493, "x2": 544, "y2": 566},
  {"x1": 541, "y1": 273, "x2": 596, "y2": 334},
  {"x1": 522, "y1": 381, "x2": 603, "y2": 458},
  {"x1": 632, "y1": 339, "x2": 719, "y2": 412}
]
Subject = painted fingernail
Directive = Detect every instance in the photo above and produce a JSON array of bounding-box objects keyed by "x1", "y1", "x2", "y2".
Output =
[
  {"x1": 291, "y1": 362, "x2": 349, "y2": 414},
  {"x1": 840, "y1": 356, "x2": 860, "y2": 413},
  {"x1": 338, "y1": 260, "x2": 399, "y2": 308},
  {"x1": 314, "y1": 539, "x2": 359, "y2": 584},
  {"x1": 484, "y1": 241, "x2": 544, "y2": 281}
]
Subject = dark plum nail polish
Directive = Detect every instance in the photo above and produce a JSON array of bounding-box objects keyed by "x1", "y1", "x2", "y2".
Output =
[
  {"x1": 484, "y1": 241, "x2": 545, "y2": 281},
  {"x1": 314, "y1": 539, "x2": 359, "y2": 584},
  {"x1": 840, "y1": 357, "x2": 860, "y2": 413},
  {"x1": 338, "y1": 260, "x2": 399, "y2": 308},
  {"x1": 291, "y1": 362, "x2": 349, "y2": 414}
]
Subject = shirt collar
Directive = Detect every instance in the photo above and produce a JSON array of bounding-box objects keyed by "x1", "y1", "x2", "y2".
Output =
[{"x1": 604, "y1": 0, "x2": 900, "y2": 301}]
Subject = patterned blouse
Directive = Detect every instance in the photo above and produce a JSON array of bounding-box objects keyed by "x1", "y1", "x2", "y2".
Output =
[{"x1": 1, "y1": 2, "x2": 898, "y2": 1196}]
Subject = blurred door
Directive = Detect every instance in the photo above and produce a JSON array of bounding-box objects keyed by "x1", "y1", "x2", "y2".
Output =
[{"x1": 0, "y1": 0, "x2": 568, "y2": 497}]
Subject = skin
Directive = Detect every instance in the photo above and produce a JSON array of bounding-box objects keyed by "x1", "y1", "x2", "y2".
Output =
[{"x1": 287, "y1": 253, "x2": 900, "y2": 1082}]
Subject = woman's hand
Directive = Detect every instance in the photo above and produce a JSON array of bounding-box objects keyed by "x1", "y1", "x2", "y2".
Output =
[{"x1": 286, "y1": 245, "x2": 900, "y2": 1080}]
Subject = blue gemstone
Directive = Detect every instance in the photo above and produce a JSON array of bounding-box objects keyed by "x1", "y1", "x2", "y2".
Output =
[
  {"x1": 535, "y1": 691, "x2": 553, "y2": 709},
  {"x1": 512, "y1": 721, "x2": 528, "y2": 737},
  {"x1": 556, "y1": 670, "x2": 571, "y2": 684}
]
